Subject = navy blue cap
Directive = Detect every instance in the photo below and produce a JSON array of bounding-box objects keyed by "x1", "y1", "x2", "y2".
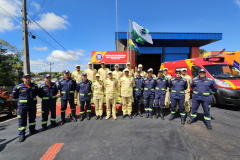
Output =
[
  {"x1": 136, "y1": 69, "x2": 141, "y2": 72},
  {"x1": 199, "y1": 69, "x2": 206, "y2": 73},
  {"x1": 82, "y1": 72, "x2": 87, "y2": 76},
  {"x1": 175, "y1": 69, "x2": 182, "y2": 73},
  {"x1": 44, "y1": 74, "x2": 51, "y2": 78},
  {"x1": 158, "y1": 69, "x2": 163, "y2": 72},
  {"x1": 22, "y1": 74, "x2": 31, "y2": 78},
  {"x1": 63, "y1": 70, "x2": 70, "y2": 74}
]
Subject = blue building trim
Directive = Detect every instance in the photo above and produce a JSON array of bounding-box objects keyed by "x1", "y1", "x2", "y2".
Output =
[{"x1": 138, "y1": 47, "x2": 162, "y2": 54}]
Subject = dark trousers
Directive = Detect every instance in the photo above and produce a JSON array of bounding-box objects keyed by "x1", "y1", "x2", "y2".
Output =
[
  {"x1": 170, "y1": 97, "x2": 185, "y2": 120},
  {"x1": 155, "y1": 94, "x2": 166, "y2": 108},
  {"x1": 144, "y1": 95, "x2": 154, "y2": 114},
  {"x1": 61, "y1": 99, "x2": 76, "y2": 113},
  {"x1": 134, "y1": 96, "x2": 142, "y2": 111},
  {"x1": 80, "y1": 100, "x2": 91, "y2": 114},
  {"x1": 41, "y1": 99, "x2": 56, "y2": 125}
]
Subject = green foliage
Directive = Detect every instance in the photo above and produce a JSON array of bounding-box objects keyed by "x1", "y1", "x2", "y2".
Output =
[
  {"x1": 0, "y1": 39, "x2": 23, "y2": 86},
  {"x1": 199, "y1": 49, "x2": 207, "y2": 54}
]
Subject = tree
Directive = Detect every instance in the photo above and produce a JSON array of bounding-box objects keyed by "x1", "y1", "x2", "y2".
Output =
[
  {"x1": 0, "y1": 40, "x2": 23, "y2": 86},
  {"x1": 199, "y1": 49, "x2": 207, "y2": 54}
]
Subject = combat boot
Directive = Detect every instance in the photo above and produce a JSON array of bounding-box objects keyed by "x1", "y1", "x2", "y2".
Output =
[
  {"x1": 100, "y1": 115, "x2": 103, "y2": 120},
  {"x1": 87, "y1": 113, "x2": 91, "y2": 120},
  {"x1": 145, "y1": 113, "x2": 149, "y2": 118},
  {"x1": 79, "y1": 114, "x2": 84, "y2": 121},
  {"x1": 19, "y1": 136, "x2": 25, "y2": 142},
  {"x1": 51, "y1": 121, "x2": 58, "y2": 127},
  {"x1": 122, "y1": 114, "x2": 127, "y2": 119},
  {"x1": 71, "y1": 110, "x2": 77, "y2": 122},
  {"x1": 187, "y1": 119, "x2": 194, "y2": 124},
  {"x1": 128, "y1": 114, "x2": 132, "y2": 119},
  {"x1": 160, "y1": 108, "x2": 164, "y2": 120},
  {"x1": 169, "y1": 115, "x2": 174, "y2": 121},
  {"x1": 113, "y1": 114, "x2": 117, "y2": 120},
  {"x1": 42, "y1": 125, "x2": 47, "y2": 131},
  {"x1": 155, "y1": 108, "x2": 159, "y2": 119},
  {"x1": 206, "y1": 124, "x2": 212, "y2": 130},
  {"x1": 138, "y1": 106, "x2": 143, "y2": 117},
  {"x1": 61, "y1": 112, "x2": 65, "y2": 125},
  {"x1": 149, "y1": 113, "x2": 153, "y2": 119},
  {"x1": 105, "y1": 115, "x2": 110, "y2": 120},
  {"x1": 134, "y1": 110, "x2": 138, "y2": 117},
  {"x1": 181, "y1": 119, "x2": 185, "y2": 125},
  {"x1": 95, "y1": 115, "x2": 99, "y2": 120}
]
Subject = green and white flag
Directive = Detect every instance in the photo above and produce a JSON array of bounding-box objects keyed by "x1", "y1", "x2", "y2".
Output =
[{"x1": 132, "y1": 21, "x2": 153, "y2": 45}]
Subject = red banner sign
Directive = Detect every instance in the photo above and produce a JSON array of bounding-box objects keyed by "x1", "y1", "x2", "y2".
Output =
[{"x1": 91, "y1": 51, "x2": 128, "y2": 64}]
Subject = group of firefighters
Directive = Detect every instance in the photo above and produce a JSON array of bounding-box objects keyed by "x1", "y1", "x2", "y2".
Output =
[{"x1": 12, "y1": 62, "x2": 217, "y2": 142}]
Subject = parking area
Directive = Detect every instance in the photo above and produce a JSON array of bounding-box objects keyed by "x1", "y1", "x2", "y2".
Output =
[{"x1": 0, "y1": 104, "x2": 240, "y2": 160}]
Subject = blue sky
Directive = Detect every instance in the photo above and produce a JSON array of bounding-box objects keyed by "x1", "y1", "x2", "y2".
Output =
[{"x1": 1, "y1": 0, "x2": 240, "y2": 73}]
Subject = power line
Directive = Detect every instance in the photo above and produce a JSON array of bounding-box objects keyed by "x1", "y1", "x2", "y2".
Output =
[
  {"x1": 27, "y1": 0, "x2": 33, "y2": 9},
  {"x1": 0, "y1": 6, "x2": 22, "y2": 25}
]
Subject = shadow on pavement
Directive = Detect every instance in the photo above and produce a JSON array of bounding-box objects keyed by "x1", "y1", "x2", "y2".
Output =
[{"x1": 0, "y1": 136, "x2": 18, "y2": 152}]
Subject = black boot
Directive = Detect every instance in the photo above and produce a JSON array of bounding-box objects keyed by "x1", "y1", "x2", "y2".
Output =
[
  {"x1": 51, "y1": 121, "x2": 58, "y2": 127},
  {"x1": 42, "y1": 125, "x2": 47, "y2": 131},
  {"x1": 187, "y1": 119, "x2": 194, "y2": 124},
  {"x1": 19, "y1": 136, "x2": 26, "y2": 142},
  {"x1": 71, "y1": 110, "x2": 77, "y2": 122},
  {"x1": 149, "y1": 113, "x2": 153, "y2": 119},
  {"x1": 206, "y1": 124, "x2": 212, "y2": 130},
  {"x1": 95, "y1": 115, "x2": 99, "y2": 120},
  {"x1": 169, "y1": 115, "x2": 174, "y2": 121},
  {"x1": 87, "y1": 113, "x2": 91, "y2": 120},
  {"x1": 155, "y1": 108, "x2": 159, "y2": 119},
  {"x1": 79, "y1": 114, "x2": 84, "y2": 121},
  {"x1": 128, "y1": 114, "x2": 133, "y2": 119},
  {"x1": 138, "y1": 106, "x2": 143, "y2": 117},
  {"x1": 160, "y1": 108, "x2": 164, "y2": 120},
  {"x1": 100, "y1": 115, "x2": 103, "y2": 120},
  {"x1": 181, "y1": 119, "x2": 185, "y2": 125},
  {"x1": 61, "y1": 112, "x2": 65, "y2": 125},
  {"x1": 134, "y1": 111, "x2": 138, "y2": 117},
  {"x1": 145, "y1": 113, "x2": 149, "y2": 118},
  {"x1": 29, "y1": 129, "x2": 39, "y2": 135},
  {"x1": 122, "y1": 114, "x2": 127, "y2": 119}
]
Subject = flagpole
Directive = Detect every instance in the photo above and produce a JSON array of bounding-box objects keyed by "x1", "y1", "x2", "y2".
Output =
[{"x1": 129, "y1": 19, "x2": 132, "y2": 64}]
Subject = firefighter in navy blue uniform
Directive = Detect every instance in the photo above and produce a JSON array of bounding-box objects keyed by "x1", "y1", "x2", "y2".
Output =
[
  {"x1": 154, "y1": 69, "x2": 168, "y2": 120},
  {"x1": 133, "y1": 69, "x2": 144, "y2": 117},
  {"x1": 38, "y1": 74, "x2": 58, "y2": 131},
  {"x1": 12, "y1": 74, "x2": 38, "y2": 142},
  {"x1": 77, "y1": 72, "x2": 92, "y2": 121},
  {"x1": 187, "y1": 69, "x2": 218, "y2": 130},
  {"x1": 58, "y1": 70, "x2": 77, "y2": 125},
  {"x1": 143, "y1": 69, "x2": 157, "y2": 118},
  {"x1": 169, "y1": 69, "x2": 188, "y2": 124}
]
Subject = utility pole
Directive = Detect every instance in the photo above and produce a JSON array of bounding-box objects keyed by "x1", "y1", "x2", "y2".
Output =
[
  {"x1": 22, "y1": 0, "x2": 30, "y2": 74},
  {"x1": 47, "y1": 63, "x2": 54, "y2": 75}
]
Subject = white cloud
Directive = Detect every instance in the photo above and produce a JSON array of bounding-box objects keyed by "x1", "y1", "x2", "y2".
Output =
[
  {"x1": 33, "y1": 47, "x2": 48, "y2": 51},
  {"x1": 46, "y1": 50, "x2": 79, "y2": 62},
  {"x1": 75, "y1": 49, "x2": 85, "y2": 56},
  {"x1": 31, "y1": 1, "x2": 40, "y2": 11},
  {"x1": 30, "y1": 59, "x2": 45, "y2": 65},
  {"x1": 236, "y1": 0, "x2": 240, "y2": 7},
  {"x1": 29, "y1": 13, "x2": 69, "y2": 31},
  {"x1": 62, "y1": 15, "x2": 68, "y2": 19},
  {"x1": 85, "y1": 58, "x2": 91, "y2": 61},
  {"x1": 0, "y1": 0, "x2": 22, "y2": 32}
]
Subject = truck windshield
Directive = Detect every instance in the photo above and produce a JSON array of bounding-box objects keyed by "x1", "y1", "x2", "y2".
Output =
[{"x1": 203, "y1": 64, "x2": 240, "y2": 80}]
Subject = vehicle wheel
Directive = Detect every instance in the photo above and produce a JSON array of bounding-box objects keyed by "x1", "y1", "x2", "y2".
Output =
[
  {"x1": 9, "y1": 107, "x2": 18, "y2": 116},
  {"x1": 211, "y1": 95, "x2": 217, "y2": 107}
]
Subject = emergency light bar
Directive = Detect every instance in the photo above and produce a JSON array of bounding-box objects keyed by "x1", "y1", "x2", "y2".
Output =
[{"x1": 203, "y1": 56, "x2": 225, "y2": 62}]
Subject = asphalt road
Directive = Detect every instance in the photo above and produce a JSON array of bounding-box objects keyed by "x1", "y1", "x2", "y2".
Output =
[{"x1": 0, "y1": 105, "x2": 240, "y2": 160}]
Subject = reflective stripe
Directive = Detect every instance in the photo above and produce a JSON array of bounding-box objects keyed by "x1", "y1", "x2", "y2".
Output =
[
  {"x1": 209, "y1": 105, "x2": 211, "y2": 108},
  {"x1": 61, "y1": 91, "x2": 66, "y2": 94},
  {"x1": 112, "y1": 111, "x2": 116, "y2": 113},
  {"x1": 69, "y1": 91, "x2": 74, "y2": 93},
  {"x1": 107, "y1": 111, "x2": 111, "y2": 113},
  {"x1": 171, "y1": 111, "x2": 176, "y2": 114},
  {"x1": 144, "y1": 88, "x2": 148, "y2": 90},
  {"x1": 180, "y1": 91, "x2": 184, "y2": 94},
  {"x1": 80, "y1": 93, "x2": 84, "y2": 96},
  {"x1": 13, "y1": 91, "x2": 16, "y2": 93},
  {"x1": 160, "y1": 107, "x2": 165, "y2": 109},
  {"x1": 122, "y1": 110, "x2": 127, "y2": 112},
  {"x1": 33, "y1": 98, "x2": 37, "y2": 101},
  {"x1": 42, "y1": 97, "x2": 49, "y2": 100},
  {"x1": 61, "y1": 110, "x2": 65, "y2": 112},
  {"x1": 134, "y1": 88, "x2": 139, "y2": 91},
  {"x1": 180, "y1": 113, "x2": 186, "y2": 116},
  {"x1": 144, "y1": 108, "x2": 148, "y2": 111},
  {"x1": 193, "y1": 91, "x2": 198, "y2": 94},
  {"x1": 17, "y1": 86, "x2": 21, "y2": 89},
  {"x1": 71, "y1": 108, "x2": 76, "y2": 110},
  {"x1": 88, "y1": 93, "x2": 91, "y2": 95},
  {"x1": 149, "y1": 108, "x2": 153, "y2": 111},
  {"x1": 50, "y1": 118, "x2": 55, "y2": 121},
  {"x1": 128, "y1": 110, "x2": 132, "y2": 112},
  {"x1": 155, "y1": 87, "x2": 159, "y2": 90},
  {"x1": 211, "y1": 92, "x2": 215, "y2": 94},
  {"x1": 151, "y1": 89, "x2": 155, "y2": 91},
  {"x1": 19, "y1": 127, "x2": 26, "y2": 130},
  {"x1": 87, "y1": 110, "x2": 91, "y2": 112},
  {"x1": 42, "y1": 111, "x2": 44, "y2": 113},
  {"x1": 203, "y1": 93, "x2": 210, "y2": 95},
  {"x1": 171, "y1": 90, "x2": 176, "y2": 93},
  {"x1": 17, "y1": 115, "x2": 21, "y2": 118},
  {"x1": 80, "y1": 111, "x2": 84, "y2": 114},
  {"x1": 41, "y1": 121, "x2": 47, "y2": 124},
  {"x1": 52, "y1": 96, "x2": 56, "y2": 98},
  {"x1": 191, "y1": 114, "x2": 197, "y2": 117},
  {"x1": 19, "y1": 100, "x2": 27, "y2": 103},
  {"x1": 141, "y1": 88, "x2": 143, "y2": 90},
  {"x1": 204, "y1": 116, "x2": 211, "y2": 121},
  {"x1": 161, "y1": 88, "x2": 166, "y2": 91},
  {"x1": 29, "y1": 122, "x2": 36, "y2": 126}
]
